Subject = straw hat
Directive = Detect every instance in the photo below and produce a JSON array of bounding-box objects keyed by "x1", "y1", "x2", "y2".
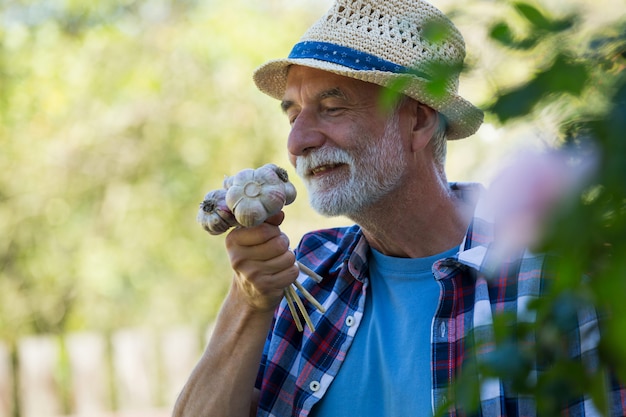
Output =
[{"x1": 253, "y1": 0, "x2": 483, "y2": 140}]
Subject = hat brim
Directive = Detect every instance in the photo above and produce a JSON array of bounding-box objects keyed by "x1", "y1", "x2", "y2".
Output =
[{"x1": 253, "y1": 58, "x2": 484, "y2": 140}]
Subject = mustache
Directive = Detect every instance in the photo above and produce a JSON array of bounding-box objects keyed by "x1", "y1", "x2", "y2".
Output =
[{"x1": 295, "y1": 147, "x2": 354, "y2": 177}]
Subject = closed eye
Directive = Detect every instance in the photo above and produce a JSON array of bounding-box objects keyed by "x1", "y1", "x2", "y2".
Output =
[
  {"x1": 325, "y1": 107, "x2": 344, "y2": 114},
  {"x1": 281, "y1": 100, "x2": 300, "y2": 125}
]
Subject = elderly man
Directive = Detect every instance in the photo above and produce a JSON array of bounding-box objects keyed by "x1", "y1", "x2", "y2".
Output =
[{"x1": 173, "y1": 0, "x2": 625, "y2": 416}]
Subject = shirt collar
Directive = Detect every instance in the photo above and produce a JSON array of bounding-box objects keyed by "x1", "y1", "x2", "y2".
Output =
[{"x1": 346, "y1": 182, "x2": 491, "y2": 280}]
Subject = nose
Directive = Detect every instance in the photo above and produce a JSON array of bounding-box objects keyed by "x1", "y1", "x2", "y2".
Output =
[{"x1": 287, "y1": 109, "x2": 326, "y2": 158}]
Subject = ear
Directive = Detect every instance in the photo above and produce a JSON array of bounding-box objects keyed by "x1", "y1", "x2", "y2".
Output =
[{"x1": 408, "y1": 101, "x2": 439, "y2": 153}]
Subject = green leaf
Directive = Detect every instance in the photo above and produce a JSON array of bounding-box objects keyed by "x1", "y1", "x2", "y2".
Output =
[
  {"x1": 423, "y1": 19, "x2": 451, "y2": 44},
  {"x1": 488, "y1": 54, "x2": 590, "y2": 121},
  {"x1": 513, "y1": 1, "x2": 575, "y2": 33},
  {"x1": 513, "y1": 2, "x2": 552, "y2": 30},
  {"x1": 546, "y1": 17, "x2": 576, "y2": 33},
  {"x1": 378, "y1": 81, "x2": 406, "y2": 111},
  {"x1": 487, "y1": 81, "x2": 543, "y2": 122},
  {"x1": 588, "y1": 368, "x2": 610, "y2": 417},
  {"x1": 534, "y1": 54, "x2": 589, "y2": 96},
  {"x1": 489, "y1": 22, "x2": 516, "y2": 46},
  {"x1": 489, "y1": 21, "x2": 539, "y2": 50}
]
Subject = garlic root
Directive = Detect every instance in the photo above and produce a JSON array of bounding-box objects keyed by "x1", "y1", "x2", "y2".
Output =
[{"x1": 197, "y1": 189, "x2": 238, "y2": 235}]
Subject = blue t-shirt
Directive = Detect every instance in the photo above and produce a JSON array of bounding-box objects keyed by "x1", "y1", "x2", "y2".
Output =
[{"x1": 310, "y1": 245, "x2": 459, "y2": 417}]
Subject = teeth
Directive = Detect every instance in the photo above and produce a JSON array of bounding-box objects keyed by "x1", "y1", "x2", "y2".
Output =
[{"x1": 311, "y1": 164, "x2": 339, "y2": 175}]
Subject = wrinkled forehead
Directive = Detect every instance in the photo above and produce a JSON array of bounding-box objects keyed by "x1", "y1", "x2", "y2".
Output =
[{"x1": 284, "y1": 65, "x2": 386, "y2": 101}]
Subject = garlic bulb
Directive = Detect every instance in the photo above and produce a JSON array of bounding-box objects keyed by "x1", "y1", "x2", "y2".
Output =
[
  {"x1": 197, "y1": 164, "x2": 297, "y2": 232},
  {"x1": 267, "y1": 164, "x2": 297, "y2": 205},
  {"x1": 223, "y1": 175, "x2": 234, "y2": 190},
  {"x1": 225, "y1": 166, "x2": 289, "y2": 227},
  {"x1": 197, "y1": 189, "x2": 238, "y2": 235}
]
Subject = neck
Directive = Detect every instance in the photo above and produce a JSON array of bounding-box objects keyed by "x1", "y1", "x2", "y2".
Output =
[{"x1": 352, "y1": 170, "x2": 473, "y2": 258}]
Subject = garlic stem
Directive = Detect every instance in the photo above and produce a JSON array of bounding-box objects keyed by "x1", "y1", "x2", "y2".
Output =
[
  {"x1": 293, "y1": 280, "x2": 326, "y2": 313},
  {"x1": 288, "y1": 285, "x2": 316, "y2": 332},
  {"x1": 296, "y1": 261, "x2": 324, "y2": 284},
  {"x1": 283, "y1": 287, "x2": 304, "y2": 332}
]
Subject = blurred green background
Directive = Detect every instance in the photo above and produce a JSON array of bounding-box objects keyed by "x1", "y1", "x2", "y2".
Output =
[
  {"x1": 0, "y1": 0, "x2": 624, "y2": 415},
  {"x1": 0, "y1": 0, "x2": 335, "y2": 342}
]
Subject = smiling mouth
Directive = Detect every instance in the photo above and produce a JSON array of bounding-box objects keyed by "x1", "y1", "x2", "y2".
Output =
[{"x1": 310, "y1": 163, "x2": 346, "y2": 176}]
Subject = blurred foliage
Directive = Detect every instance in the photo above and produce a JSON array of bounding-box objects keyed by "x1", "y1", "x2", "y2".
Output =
[
  {"x1": 437, "y1": 1, "x2": 626, "y2": 415},
  {"x1": 0, "y1": 0, "x2": 328, "y2": 342}
]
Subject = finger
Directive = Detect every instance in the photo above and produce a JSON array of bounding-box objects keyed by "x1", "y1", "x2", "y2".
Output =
[
  {"x1": 227, "y1": 230, "x2": 290, "y2": 265},
  {"x1": 241, "y1": 260, "x2": 299, "y2": 292},
  {"x1": 234, "y1": 263, "x2": 299, "y2": 312},
  {"x1": 226, "y1": 221, "x2": 283, "y2": 248},
  {"x1": 231, "y1": 242, "x2": 299, "y2": 282},
  {"x1": 265, "y1": 211, "x2": 285, "y2": 227},
  {"x1": 232, "y1": 254, "x2": 299, "y2": 310}
]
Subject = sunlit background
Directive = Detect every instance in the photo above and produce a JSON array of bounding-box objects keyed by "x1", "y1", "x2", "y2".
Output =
[{"x1": 0, "y1": 0, "x2": 623, "y2": 415}]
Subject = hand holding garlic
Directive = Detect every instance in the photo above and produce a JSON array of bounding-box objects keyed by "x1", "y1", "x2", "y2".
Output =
[{"x1": 197, "y1": 163, "x2": 325, "y2": 332}]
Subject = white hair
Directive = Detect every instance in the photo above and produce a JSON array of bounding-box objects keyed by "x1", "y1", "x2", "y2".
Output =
[{"x1": 431, "y1": 114, "x2": 448, "y2": 169}]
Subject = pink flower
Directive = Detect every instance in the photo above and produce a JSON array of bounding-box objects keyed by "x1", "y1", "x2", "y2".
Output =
[{"x1": 485, "y1": 146, "x2": 597, "y2": 257}]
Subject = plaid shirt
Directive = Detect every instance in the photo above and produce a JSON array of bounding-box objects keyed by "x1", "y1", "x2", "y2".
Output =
[{"x1": 255, "y1": 183, "x2": 626, "y2": 417}]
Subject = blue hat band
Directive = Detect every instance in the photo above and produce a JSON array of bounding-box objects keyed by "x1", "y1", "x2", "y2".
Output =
[{"x1": 288, "y1": 41, "x2": 428, "y2": 78}]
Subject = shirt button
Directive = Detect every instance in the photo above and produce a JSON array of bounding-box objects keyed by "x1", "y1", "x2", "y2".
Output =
[
  {"x1": 439, "y1": 322, "x2": 447, "y2": 338},
  {"x1": 309, "y1": 380, "x2": 321, "y2": 392},
  {"x1": 345, "y1": 316, "x2": 355, "y2": 327}
]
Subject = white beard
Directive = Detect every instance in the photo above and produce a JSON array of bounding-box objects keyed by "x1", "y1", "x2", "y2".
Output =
[{"x1": 295, "y1": 112, "x2": 406, "y2": 217}]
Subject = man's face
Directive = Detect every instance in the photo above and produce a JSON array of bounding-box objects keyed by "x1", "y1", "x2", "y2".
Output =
[{"x1": 282, "y1": 66, "x2": 408, "y2": 217}]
